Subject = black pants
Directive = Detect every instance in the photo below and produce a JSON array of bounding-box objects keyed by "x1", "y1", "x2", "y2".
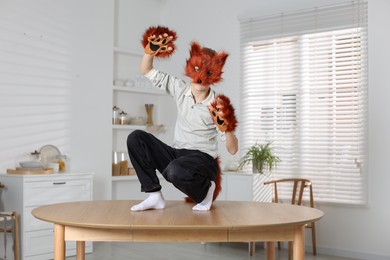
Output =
[{"x1": 127, "y1": 130, "x2": 218, "y2": 203}]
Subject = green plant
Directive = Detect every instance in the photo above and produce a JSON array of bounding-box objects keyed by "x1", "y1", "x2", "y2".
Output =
[{"x1": 238, "y1": 141, "x2": 280, "y2": 174}]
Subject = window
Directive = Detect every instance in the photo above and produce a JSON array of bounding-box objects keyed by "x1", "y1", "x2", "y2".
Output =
[{"x1": 240, "y1": 1, "x2": 368, "y2": 205}]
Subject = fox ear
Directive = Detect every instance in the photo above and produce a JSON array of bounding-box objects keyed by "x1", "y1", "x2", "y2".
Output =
[
  {"x1": 190, "y1": 42, "x2": 202, "y2": 57},
  {"x1": 216, "y1": 52, "x2": 229, "y2": 66}
]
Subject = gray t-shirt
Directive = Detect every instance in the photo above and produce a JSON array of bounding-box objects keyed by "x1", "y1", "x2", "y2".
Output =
[{"x1": 145, "y1": 68, "x2": 225, "y2": 158}]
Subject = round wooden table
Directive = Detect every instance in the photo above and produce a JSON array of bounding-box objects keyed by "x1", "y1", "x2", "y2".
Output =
[{"x1": 32, "y1": 200, "x2": 324, "y2": 260}]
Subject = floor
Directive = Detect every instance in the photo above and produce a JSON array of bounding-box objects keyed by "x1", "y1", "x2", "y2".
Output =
[{"x1": 67, "y1": 242, "x2": 359, "y2": 260}]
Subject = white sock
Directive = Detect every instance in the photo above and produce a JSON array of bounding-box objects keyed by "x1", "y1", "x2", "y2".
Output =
[
  {"x1": 192, "y1": 181, "x2": 215, "y2": 211},
  {"x1": 130, "y1": 191, "x2": 166, "y2": 211}
]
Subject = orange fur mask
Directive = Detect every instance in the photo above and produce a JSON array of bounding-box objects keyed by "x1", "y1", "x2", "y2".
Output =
[{"x1": 185, "y1": 42, "x2": 228, "y2": 86}]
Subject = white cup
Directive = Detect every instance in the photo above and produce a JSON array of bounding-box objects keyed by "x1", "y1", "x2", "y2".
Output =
[
  {"x1": 114, "y1": 79, "x2": 125, "y2": 86},
  {"x1": 48, "y1": 162, "x2": 60, "y2": 173},
  {"x1": 125, "y1": 79, "x2": 135, "y2": 87}
]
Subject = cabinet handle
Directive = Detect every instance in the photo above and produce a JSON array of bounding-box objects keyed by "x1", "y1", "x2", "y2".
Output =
[{"x1": 53, "y1": 182, "x2": 66, "y2": 185}]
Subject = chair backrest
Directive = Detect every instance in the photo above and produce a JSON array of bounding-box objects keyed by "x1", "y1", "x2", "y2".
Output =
[{"x1": 264, "y1": 178, "x2": 314, "y2": 208}]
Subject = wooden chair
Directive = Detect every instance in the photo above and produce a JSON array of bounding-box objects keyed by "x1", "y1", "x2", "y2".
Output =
[
  {"x1": 264, "y1": 178, "x2": 317, "y2": 260},
  {"x1": 0, "y1": 183, "x2": 19, "y2": 260}
]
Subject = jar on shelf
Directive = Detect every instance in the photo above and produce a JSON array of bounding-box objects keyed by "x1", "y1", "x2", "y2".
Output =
[
  {"x1": 56, "y1": 155, "x2": 70, "y2": 173},
  {"x1": 145, "y1": 104, "x2": 154, "y2": 125},
  {"x1": 119, "y1": 111, "x2": 128, "y2": 125},
  {"x1": 112, "y1": 151, "x2": 128, "y2": 176},
  {"x1": 112, "y1": 106, "x2": 120, "y2": 125}
]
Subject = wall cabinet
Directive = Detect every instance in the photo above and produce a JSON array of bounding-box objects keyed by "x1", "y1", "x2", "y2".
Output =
[
  {"x1": 111, "y1": 47, "x2": 174, "y2": 199},
  {"x1": 111, "y1": 0, "x2": 174, "y2": 199},
  {"x1": 111, "y1": 71, "x2": 167, "y2": 154},
  {"x1": 111, "y1": 172, "x2": 259, "y2": 202},
  {"x1": 0, "y1": 173, "x2": 93, "y2": 260}
]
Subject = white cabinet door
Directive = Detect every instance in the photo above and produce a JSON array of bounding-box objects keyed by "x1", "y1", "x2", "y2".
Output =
[{"x1": 225, "y1": 174, "x2": 254, "y2": 201}]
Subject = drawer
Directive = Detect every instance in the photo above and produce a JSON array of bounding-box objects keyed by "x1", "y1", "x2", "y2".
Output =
[
  {"x1": 24, "y1": 179, "x2": 91, "y2": 207},
  {"x1": 24, "y1": 229, "x2": 60, "y2": 257},
  {"x1": 24, "y1": 206, "x2": 53, "y2": 231}
]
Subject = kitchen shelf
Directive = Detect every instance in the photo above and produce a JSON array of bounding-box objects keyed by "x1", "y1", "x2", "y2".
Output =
[
  {"x1": 113, "y1": 85, "x2": 166, "y2": 95},
  {"x1": 111, "y1": 5, "x2": 173, "y2": 200},
  {"x1": 112, "y1": 124, "x2": 147, "y2": 130},
  {"x1": 113, "y1": 46, "x2": 142, "y2": 56},
  {"x1": 111, "y1": 175, "x2": 138, "y2": 181},
  {"x1": 111, "y1": 174, "x2": 163, "y2": 182}
]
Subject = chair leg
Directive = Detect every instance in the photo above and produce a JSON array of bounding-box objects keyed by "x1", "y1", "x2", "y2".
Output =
[
  {"x1": 288, "y1": 241, "x2": 293, "y2": 260},
  {"x1": 14, "y1": 212, "x2": 19, "y2": 260},
  {"x1": 249, "y1": 242, "x2": 254, "y2": 256},
  {"x1": 0, "y1": 212, "x2": 19, "y2": 260},
  {"x1": 311, "y1": 222, "x2": 316, "y2": 255},
  {"x1": 266, "y1": 242, "x2": 275, "y2": 259}
]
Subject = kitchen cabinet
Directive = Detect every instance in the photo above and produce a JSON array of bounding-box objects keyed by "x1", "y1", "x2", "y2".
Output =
[
  {"x1": 112, "y1": 172, "x2": 265, "y2": 202},
  {"x1": 218, "y1": 172, "x2": 272, "y2": 202},
  {"x1": 218, "y1": 172, "x2": 254, "y2": 201},
  {"x1": 0, "y1": 173, "x2": 93, "y2": 260},
  {"x1": 112, "y1": 175, "x2": 186, "y2": 200}
]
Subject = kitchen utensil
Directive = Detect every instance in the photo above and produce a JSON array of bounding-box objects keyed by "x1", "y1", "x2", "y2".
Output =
[
  {"x1": 7, "y1": 168, "x2": 54, "y2": 175},
  {"x1": 19, "y1": 161, "x2": 43, "y2": 168},
  {"x1": 39, "y1": 145, "x2": 61, "y2": 167}
]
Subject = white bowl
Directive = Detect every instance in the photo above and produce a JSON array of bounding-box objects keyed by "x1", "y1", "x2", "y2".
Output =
[
  {"x1": 130, "y1": 117, "x2": 146, "y2": 125},
  {"x1": 19, "y1": 161, "x2": 43, "y2": 168}
]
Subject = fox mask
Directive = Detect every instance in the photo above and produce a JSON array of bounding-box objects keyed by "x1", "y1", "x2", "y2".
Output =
[{"x1": 185, "y1": 42, "x2": 228, "y2": 86}]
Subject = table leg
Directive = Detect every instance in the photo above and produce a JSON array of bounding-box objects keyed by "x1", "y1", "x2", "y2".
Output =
[
  {"x1": 266, "y1": 241, "x2": 275, "y2": 260},
  {"x1": 76, "y1": 241, "x2": 85, "y2": 260},
  {"x1": 293, "y1": 225, "x2": 305, "y2": 260},
  {"x1": 54, "y1": 224, "x2": 65, "y2": 260}
]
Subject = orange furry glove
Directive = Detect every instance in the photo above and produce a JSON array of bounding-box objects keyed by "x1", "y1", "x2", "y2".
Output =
[
  {"x1": 141, "y1": 26, "x2": 177, "y2": 58},
  {"x1": 208, "y1": 94, "x2": 237, "y2": 132}
]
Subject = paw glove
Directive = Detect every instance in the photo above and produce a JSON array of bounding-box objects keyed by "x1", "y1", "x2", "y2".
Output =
[
  {"x1": 208, "y1": 94, "x2": 237, "y2": 132},
  {"x1": 142, "y1": 26, "x2": 177, "y2": 58}
]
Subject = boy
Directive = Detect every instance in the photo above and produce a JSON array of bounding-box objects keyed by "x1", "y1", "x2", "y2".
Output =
[{"x1": 127, "y1": 28, "x2": 238, "y2": 211}]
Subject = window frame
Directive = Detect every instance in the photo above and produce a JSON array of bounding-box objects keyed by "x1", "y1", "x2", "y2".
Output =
[{"x1": 239, "y1": 1, "x2": 368, "y2": 205}]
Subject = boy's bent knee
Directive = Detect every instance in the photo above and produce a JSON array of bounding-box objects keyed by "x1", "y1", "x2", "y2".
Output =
[
  {"x1": 163, "y1": 162, "x2": 183, "y2": 183},
  {"x1": 127, "y1": 130, "x2": 147, "y2": 145}
]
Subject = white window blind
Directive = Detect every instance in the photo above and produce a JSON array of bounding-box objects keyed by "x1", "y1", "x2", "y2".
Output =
[
  {"x1": 240, "y1": 1, "x2": 368, "y2": 205},
  {"x1": 0, "y1": 1, "x2": 73, "y2": 171}
]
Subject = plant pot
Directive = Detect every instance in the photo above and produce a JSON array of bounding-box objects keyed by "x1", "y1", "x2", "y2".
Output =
[{"x1": 252, "y1": 163, "x2": 264, "y2": 174}]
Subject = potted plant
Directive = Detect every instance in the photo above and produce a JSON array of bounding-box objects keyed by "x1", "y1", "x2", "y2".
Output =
[{"x1": 239, "y1": 141, "x2": 280, "y2": 174}]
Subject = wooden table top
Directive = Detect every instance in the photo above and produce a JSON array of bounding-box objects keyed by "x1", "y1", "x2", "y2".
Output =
[{"x1": 32, "y1": 200, "x2": 324, "y2": 231}]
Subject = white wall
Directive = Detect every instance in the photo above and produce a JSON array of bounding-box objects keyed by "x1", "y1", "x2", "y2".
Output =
[
  {"x1": 68, "y1": 0, "x2": 113, "y2": 200},
  {"x1": 160, "y1": 0, "x2": 390, "y2": 259},
  {"x1": 0, "y1": 0, "x2": 76, "y2": 172}
]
